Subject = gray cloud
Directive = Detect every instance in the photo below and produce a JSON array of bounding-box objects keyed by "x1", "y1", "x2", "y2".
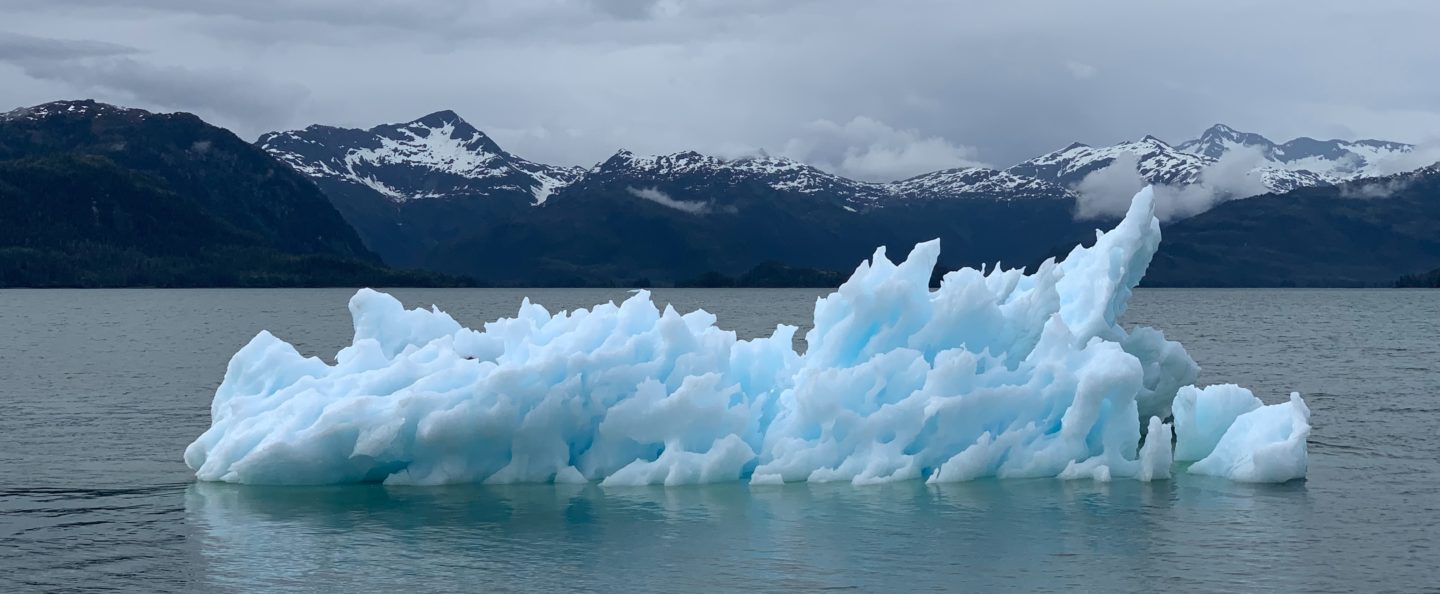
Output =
[
  {"x1": 0, "y1": 31, "x2": 137, "y2": 61},
  {"x1": 1339, "y1": 178, "x2": 1413, "y2": 199},
  {"x1": 37, "y1": 59, "x2": 310, "y2": 131},
  {"x1": 780, "y1": 116, "x2": 985, "y2": 182},
  {"x1": 2, "y1": 1, "x2": 1439, "y2": 171},
  {"x1": 0, "y1": 32, "x2": 310, "y2": 135},
  {"x1": 588, "y1": 0, "x2": 662, "y2": 20}
]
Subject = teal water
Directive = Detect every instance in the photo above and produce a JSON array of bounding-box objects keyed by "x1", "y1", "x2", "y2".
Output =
[{"x1": 2, "y1": 289, "x2": 1438, "y2": 592}]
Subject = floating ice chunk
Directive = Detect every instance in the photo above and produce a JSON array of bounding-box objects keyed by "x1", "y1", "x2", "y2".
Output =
[
  {"x1": 1188, "y1": 393, "x2": 1310, "y2": 483},
  {"x1": 1172, "y1": 384, "x2": 1263, "y2": 462},
  {"x1": 184, "y1": 187, "x2": 1305, "y2": 486}
]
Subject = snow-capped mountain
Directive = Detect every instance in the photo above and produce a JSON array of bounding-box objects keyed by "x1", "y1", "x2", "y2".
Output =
[
  {"x1": 573, "y1": 148, "x2": 898, "y2": 209},
  {"x1": 1007, "y1": 136, "x2": 1213, "y2": 187},
  {"x1": 576, "y1": 149, "x2": 1079, "y2": 207},
  {"x1": 581, "y1": 149, "x2": 889, "y2": 205},
  {"x1": 258, "y1": 110, "x2": 1425, "y2": 215},
  {"x1": 2, "y1": 99, "x2": 150, "y2": 123},
  {"x1": 1007, "y1": 133, "x2": 1332, "y2": 194},
  {"x1": 1177, "y1": 123, "x2": 1413, "y2": 182},
  {"x1": 259, "y1": 110, "x2": 1086, "y2": 209},
  {"x1": 258, "y1": 111, "x2": 582, "y2": 205}
]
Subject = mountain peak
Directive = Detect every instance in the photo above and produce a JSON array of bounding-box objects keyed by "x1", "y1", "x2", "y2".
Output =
[
  {"x1": 407, "y1": 109, "x2": 465, "y2": 127},
  {"x1": 3, "y1": 99, "x2": 145, "y2": 122},
  {"x1": 1193, "y1": 123, "x2": 1271, "y2": 145},
  {"x1": 1177, "y1": 123, "x2": 1279, "y2": 161},
  {"x1": 601, "y1": 148, "x2": 637, "y2": 165},
  {"x1": 255, "y1": 109, "x2": 585, "y2": 204},
  {"x1": 1204, "y1": 123, "x2": 1238, "y2": 135}
]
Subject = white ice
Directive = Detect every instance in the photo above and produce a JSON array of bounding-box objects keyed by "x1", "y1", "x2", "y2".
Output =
[
  {"x1": 1186, "y1": 393, "x2": 1311, "y2": 482},
  {"x1": 1172, "y1": 384, "x2": 1264, "y2": 463},
  {"x1": 184, "y1": 187, "x2": 1309, "y2": 486}
]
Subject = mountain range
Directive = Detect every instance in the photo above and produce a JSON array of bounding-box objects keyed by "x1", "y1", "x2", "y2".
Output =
[
  {"x1": 3, "y1": 98, "x2": 1437, "y2": 287},
  {"x1": 262, "y1": 111, "x2": 1415, "y2": 213},
  {"x1": 254, "y1": 107, "x2": 1429, "y2": 285}
]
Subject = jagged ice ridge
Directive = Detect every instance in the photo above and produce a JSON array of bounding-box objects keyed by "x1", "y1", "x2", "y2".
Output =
[{"x1": 184, "y1": 188, "x2": 1310, "y2": 486}]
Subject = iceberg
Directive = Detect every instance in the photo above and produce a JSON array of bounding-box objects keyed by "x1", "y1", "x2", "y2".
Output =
[{"x1": 184, "y1": 187, "x2": 1309, "y2": 486}]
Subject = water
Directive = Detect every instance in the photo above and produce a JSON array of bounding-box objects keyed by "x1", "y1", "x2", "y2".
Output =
[{"x1": 2, "y1": 288, "x2": 1437, "y2": 592}]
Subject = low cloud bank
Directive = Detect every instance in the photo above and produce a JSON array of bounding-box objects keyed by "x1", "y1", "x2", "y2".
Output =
[
  {"x1": 1074, "y1": 147, "x2": 1270, "y2": 221},
  {"x1": 627, "y1": 186, "x2": 721, "y2": 214},
  {"x1": 780, "y1": 116, "x2": 986, "y2": 182}
]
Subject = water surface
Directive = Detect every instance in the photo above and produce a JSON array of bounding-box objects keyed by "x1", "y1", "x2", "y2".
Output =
[{"x1": 2, "y1": 289, "x2": 1437, "y2": 592}]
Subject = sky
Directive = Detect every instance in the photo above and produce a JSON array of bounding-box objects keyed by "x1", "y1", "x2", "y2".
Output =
[{"x1": 3, "y1": 0, "x2": 1440, "y2": 182}]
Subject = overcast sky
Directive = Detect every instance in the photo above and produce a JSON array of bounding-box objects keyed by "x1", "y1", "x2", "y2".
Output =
[{"x1": 3, "y1": 0, "x2": 1439, "y2": 181}]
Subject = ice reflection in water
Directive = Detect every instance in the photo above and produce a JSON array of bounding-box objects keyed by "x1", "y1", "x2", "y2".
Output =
[{"x1": 186, "y1": 477, "x2": 1312, "y2": 592}]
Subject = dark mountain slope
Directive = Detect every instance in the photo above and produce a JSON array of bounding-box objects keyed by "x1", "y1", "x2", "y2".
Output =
[
  {"x1": 0, "y1": 100, "x2": 461, "y2": 287},
  {"x1": 1147, "y1": 166, "x2": 1440, "y2": 287},
  {"x1": 1, "y1": 100, "x2": 371, "y2": 258},
  {"x1": 422, "y1": 170, "x2": 1090, "y2": 286}
]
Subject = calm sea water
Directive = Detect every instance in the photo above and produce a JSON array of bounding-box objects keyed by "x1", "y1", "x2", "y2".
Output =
[{"x1": 2, "y1": 288, "x2": 1437, "y2": 592}]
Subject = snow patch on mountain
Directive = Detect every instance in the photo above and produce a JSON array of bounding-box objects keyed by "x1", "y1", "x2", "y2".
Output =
[
  {"x1": 344, "y1": 120, "x2": 510, "y2": 180},
  {"x1": 1, "y1": 99, "x2": 148, "y2": 122},
  {"x1": 889, "y1": 167, "x2": 1074, "y2": 200}
]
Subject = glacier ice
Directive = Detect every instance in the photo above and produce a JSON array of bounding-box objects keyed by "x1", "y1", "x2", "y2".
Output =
[
  {"x1": 184, "y1": 187, "x2": 1309, "y2": 486},
  {"x1": 1186, "y1": 393, "x2": 1311, "y2": 483}
]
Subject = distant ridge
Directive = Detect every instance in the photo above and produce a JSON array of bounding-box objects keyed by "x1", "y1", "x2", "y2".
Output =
[{"x1": 0, "y1": 100, "x2": 466, "y2": 287}]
